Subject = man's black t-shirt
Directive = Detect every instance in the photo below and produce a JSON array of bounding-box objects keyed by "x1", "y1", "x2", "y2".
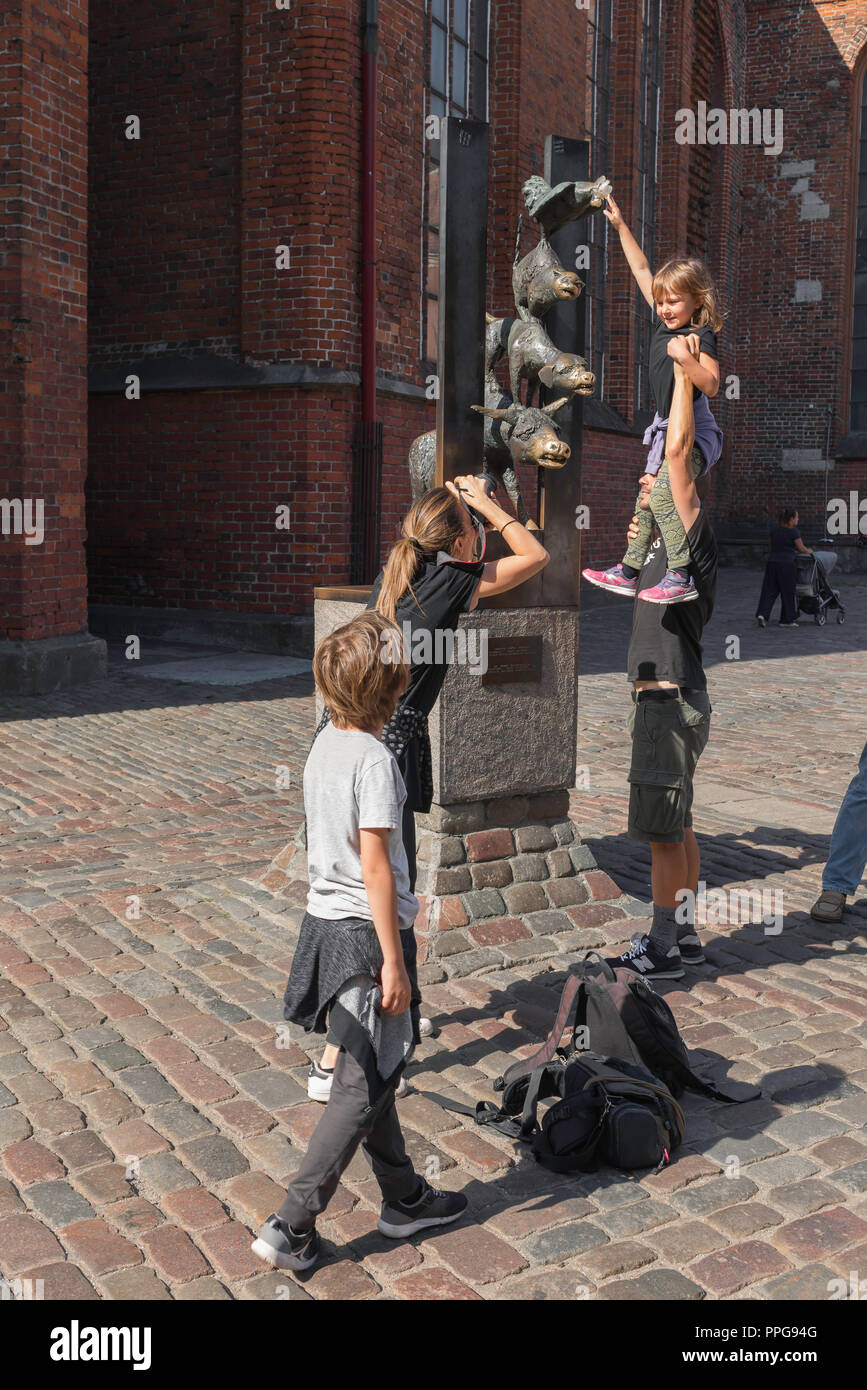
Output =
[
  {"x1": 627, "y1": 507, "x2": 719, "y2": 690},
  {"x1": 366, "y1": 556, "x2": 484, "y2": 716},
  {"x1": 649, "y1": 316, "x2": 718, "y2": 417}
]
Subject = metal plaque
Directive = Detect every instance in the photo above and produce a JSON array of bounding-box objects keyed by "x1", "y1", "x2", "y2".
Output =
[{"x1": 481, "y1": 635, "x2": 543, "y2": 686}]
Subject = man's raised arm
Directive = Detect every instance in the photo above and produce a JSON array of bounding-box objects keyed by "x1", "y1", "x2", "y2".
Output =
[{"x1": 666, "y1": 340, "x2": 700, "y2": 534}]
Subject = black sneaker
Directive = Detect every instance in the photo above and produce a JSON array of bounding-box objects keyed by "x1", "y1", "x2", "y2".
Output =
[
  {"x1": 378, "y1": 1181, "x2": 468, "y2": 1239},
  {"x1": 676, "y1": 932, "x2": 706, "y2": 965},
  {"x1": 251, "y1": 1214, "x2": 320, "y2": 1271},
  {"x1": 606, "y1": 933, "x2": 684, "y2": 980}
]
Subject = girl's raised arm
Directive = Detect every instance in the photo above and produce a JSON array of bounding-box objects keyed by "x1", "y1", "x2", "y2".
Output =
[{"x1": 604, "y1": 194, "x2": 655, "y2": 308}]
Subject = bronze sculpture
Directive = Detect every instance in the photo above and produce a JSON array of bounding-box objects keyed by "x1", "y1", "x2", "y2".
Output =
[{"x1": 408, "y1": 171, "x2": 610, "y2": 525}]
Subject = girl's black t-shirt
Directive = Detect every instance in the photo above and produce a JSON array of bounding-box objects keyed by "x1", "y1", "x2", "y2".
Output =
[
  {"x1": 649, "y1": 315, "x2": 719, "y2": 416},
  {"x1": 366, "y1": 556, "x2": 485, "y2": 717},
  {"x1": 769, "y1": 525, "x2": 800, "y2": 562}
]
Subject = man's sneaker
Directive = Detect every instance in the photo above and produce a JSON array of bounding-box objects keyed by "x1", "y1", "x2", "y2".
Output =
[
  {"x1": 378, "y1": 1181, "x2": 468, "y2": 1239},
  {"x1": 251, "y1": 1215, "x2": 320, "y2": 1272},
  {"x1": 756, "y1": 614, "x2": 767, "y2": 628},
  {"x1": 676, "y1": 932, "x2": 706, "y2": 965},
  {"x1": 811, "y1": 888, "x2": 846, "y2": 923},
  {"x1": 582, "y1": 563, "x2": 637, "y2": 596},
  {"x1": 639, "y1": 571, "x2": 699, "y2": 605},
  {"x1": 307, "y1": 1063, "x2": 334, "y2": 1103},
  {"x1": 779, "y1": 621, "x2": 799, "y2": 627},
  {"x1": 418, "y1": 1017, "x2": 435, "y2": 1038},
  {"x1": 606, "y1": 933, "x2": 684, "y2": 980}
]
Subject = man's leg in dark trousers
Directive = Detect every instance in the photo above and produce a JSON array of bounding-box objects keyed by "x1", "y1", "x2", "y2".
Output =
[{"x1": 277, "y1": 1046, "x2": 417, "y2": 1231}]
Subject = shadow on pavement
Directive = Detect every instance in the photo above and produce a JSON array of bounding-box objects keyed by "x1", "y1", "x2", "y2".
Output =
[
  {"x1": 0, "y1": 654, "x2": 316, "y2": 726},
  {"x1": 290, "y1": 910, "x2": 860, "y2": 1275}
]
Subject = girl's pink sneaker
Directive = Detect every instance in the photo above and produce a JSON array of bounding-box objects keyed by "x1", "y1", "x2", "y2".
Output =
[
  {"x1": 639, "y1": 572, "x2": 699, "y2": 604},
  {"x1": 581, "y1": 562, "x2": 637, "y2": 596}
]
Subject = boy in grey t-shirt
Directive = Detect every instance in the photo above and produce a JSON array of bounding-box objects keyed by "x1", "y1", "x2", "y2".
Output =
[
  {"x1": 252, "y1": 612, "x2": 467, "y2": 1274},
  {"x1": 304, "y1": 721, "x2": 419, "y2": 930}
]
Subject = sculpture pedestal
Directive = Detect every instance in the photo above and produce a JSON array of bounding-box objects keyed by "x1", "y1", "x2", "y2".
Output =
[{"x1": 414, "y1": 790, "x2": 597, "y2": 976}]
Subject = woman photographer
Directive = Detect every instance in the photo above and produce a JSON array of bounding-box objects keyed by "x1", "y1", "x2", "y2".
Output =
[{"x1": 308, "y1": 474, "x2": 549, "y2": 1101}]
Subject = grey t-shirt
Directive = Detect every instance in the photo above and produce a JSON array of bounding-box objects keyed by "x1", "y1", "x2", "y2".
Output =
[{"x1": 303, "y1": 723, "x2": 419, "y2": 930}]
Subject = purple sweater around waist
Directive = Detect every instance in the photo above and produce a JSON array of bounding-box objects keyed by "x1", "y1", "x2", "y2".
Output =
[{"x1": 642, "y1": 393, "x2": 724, "y2": 477}]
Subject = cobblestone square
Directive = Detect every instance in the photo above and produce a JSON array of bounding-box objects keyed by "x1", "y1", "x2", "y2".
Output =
[{"x1": 0, "y1": 569, "x2": 865, "y2": 1301}]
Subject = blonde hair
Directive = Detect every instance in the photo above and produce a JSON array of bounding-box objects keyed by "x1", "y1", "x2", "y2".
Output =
[
  {"x1": 376, "y1": 487, "x2": 468, "y2": 622},
  {"x1": 313, "y1": 611, "x2": 408, "y2": 732},
  {"x1": 651, "y1": 257, "x2": 724, "y2": 333}
]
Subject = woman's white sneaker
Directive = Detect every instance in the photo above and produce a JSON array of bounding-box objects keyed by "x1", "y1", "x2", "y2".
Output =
[
  {"x1": 307, "y1": 1063, "x2": 334, "y2": 1103},
  {"x1": 310, "y1": 1063, "x2": 408, "y2": 1103}
]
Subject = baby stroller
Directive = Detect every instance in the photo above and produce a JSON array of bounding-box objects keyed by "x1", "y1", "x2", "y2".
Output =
[{"x1": 794, "y1": 551, "x2": 845, "y2": 626}]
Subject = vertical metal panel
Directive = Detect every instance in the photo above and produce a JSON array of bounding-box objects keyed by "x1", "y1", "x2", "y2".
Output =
[
  {"x1": 434, "y1": 117, "x2": 489, "y2": 487},
  {"x1": 537, "y1": 134, "x2": 589, "y2": 607}
]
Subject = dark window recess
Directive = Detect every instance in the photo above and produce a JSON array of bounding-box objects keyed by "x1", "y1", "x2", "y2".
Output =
[
  {"x1": 851, "y1": 369, "x2": 867, "y2": 401},
  {"x1": 634, "y1": 0, "x2": 663, "y2": 416},
  {"x1": 422, "y1": 1, "x2": 489, "y2": 366},
  {"x1": 584, "y1": 0, "x2": 612, "y2": 400}
]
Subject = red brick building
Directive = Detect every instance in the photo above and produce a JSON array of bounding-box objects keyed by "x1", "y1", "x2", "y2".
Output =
[{"x1": 1, "y1": 0, "x2": 865, "y2": 690}]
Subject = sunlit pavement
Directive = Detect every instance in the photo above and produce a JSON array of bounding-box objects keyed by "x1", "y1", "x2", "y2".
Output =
[{"x1": 0, "y1": 567, "x2": 865, "y2": 1300}]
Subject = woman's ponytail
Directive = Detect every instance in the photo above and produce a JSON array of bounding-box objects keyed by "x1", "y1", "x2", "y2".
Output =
[
  {"x1": 375, "y1": 488, "x2": 466, "y2": 621},
  {"x1": 378, "y1": 537, "x2": 423, "y2": 623}
]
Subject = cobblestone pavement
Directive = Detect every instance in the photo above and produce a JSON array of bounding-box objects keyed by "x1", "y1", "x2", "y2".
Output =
[{"x1": 0, "y1": 569, "x2": 865, "y2": 1302}]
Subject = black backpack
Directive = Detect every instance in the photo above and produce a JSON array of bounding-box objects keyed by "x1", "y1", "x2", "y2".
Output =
[
  {"x1": 422, "y1": 953, "x2": 757, "y2": 1175},
  {"x1": 514, "y1": 1052, "x2": 685, "y2": 1173},
  {"x1": 425, "y1": 1050, "x2": 684, "y2": 1174},
  {"x1": 494, "y1": 954, "x2": 758, "y2": 1105}
]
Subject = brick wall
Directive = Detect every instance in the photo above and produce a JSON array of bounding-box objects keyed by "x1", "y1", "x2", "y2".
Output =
[
  {"x1": 0, "y1": 0, "x2": 89, "y2": 642},
  {"x1": 82, "y1": 0, "x2": 867, "y2": 630},
  {"x1": 724, "y1": 0, "x2": 867, "y2": 535}
]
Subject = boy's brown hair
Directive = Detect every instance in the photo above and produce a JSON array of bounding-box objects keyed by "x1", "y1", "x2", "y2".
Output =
[
  {"x1": 651, "y1": 257, "x2": 725, "y2": 333},
  {"x1": 313, "y1": 611, "x2": 409, "y2": 732}
]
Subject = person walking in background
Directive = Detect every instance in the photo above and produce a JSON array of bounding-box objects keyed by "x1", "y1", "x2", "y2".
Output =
[
  {"x1": 756, "y1": 506, "x2": 812, "y2": 627},
  {"x1": 811, "y1": 739, "x2": 867, "y2": 925}
]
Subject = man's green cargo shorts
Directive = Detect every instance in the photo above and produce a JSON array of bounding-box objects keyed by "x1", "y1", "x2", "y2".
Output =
[{"x1": 626, "y1": 688, "x2": 712, "y2": 844}]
